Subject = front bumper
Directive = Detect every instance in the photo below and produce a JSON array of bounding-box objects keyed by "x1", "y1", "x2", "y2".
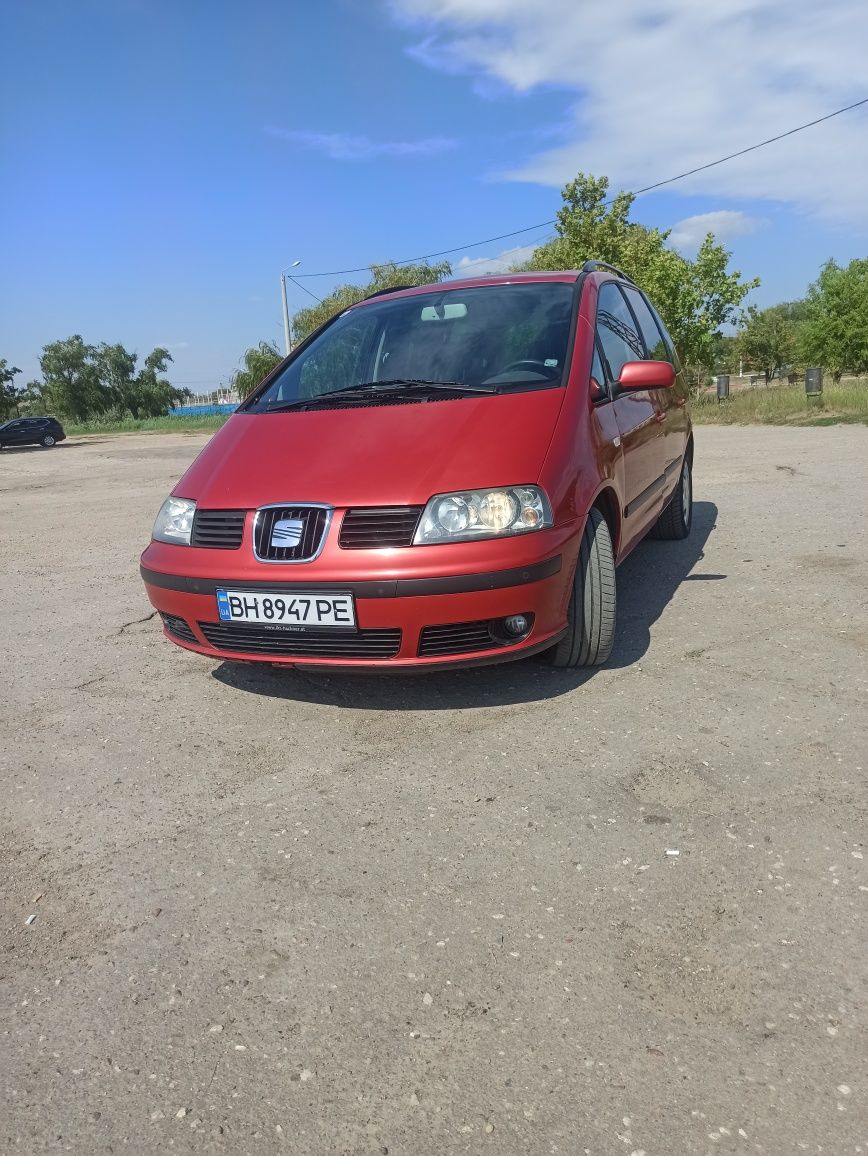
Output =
[{"x1": 140, "y1": 528, "x2": 578, "y2": 671}]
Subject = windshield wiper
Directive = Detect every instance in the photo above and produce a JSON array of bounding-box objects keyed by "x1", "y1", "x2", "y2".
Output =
[
  {"x1": 357, "y1": 379, "x2": 498, "y2": 394},
  {"x1": 265, "y1": 379, "x2": 498, "y2": 412}
]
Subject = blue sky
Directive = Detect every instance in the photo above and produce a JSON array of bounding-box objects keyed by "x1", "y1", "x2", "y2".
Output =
[{"x1": 2, "y1": 0, "x2": 866, "y2": 392}]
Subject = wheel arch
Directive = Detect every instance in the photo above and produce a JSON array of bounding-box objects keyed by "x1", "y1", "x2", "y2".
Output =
[{"x1": 590, "y1": 484, "x2": 621, "y2": 558}]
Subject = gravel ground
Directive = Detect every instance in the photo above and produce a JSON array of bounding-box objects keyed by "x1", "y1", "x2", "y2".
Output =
[{"x1": 1, "y1": 426, "x2": 866, "y2": 1155}]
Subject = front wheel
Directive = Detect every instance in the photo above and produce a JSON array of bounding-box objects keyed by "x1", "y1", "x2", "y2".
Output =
[
  {"x1": 549, "y1": 507, "x2": 616, "y2": 668},
  {"x1": 40, "y1": 435, "x2": 56, "y2": 447},
  {"x1": 650, "y1": 454, "x2": 692, "y2": 540}
]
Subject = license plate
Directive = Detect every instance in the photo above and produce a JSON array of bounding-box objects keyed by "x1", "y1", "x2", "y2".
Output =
[{"x1": 216, "y1": 590, "x2": 356, "y2": 628}]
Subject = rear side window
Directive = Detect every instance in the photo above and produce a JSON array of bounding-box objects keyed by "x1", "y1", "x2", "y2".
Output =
[
  {"x1": 622, "y1": 288, "x2": 671, "y2": 362},
  {"x1": 595, "y1": 282, "x2": 644, "y2": 380}
]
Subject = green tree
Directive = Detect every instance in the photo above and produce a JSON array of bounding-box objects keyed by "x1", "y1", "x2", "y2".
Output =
[
  {"x1": 522, "y1": 174, "x2": 758, "y2": 375},
  {"x1": 21, "y1": 380, "x2": 51, "y2": 415},
  {"x1": 94, "y1": 342, "x2": 139, "y2": 412},
  {"x1": 800, "y1": 258, "x2": 868, "y2": 381},
  {"x1": 0, "y1": 359, "x2": 23, "y2": 419},
  {"x1": 231, "y1": 341, "x2": 284, "y2": 399},
  {"x1": 131, "y1": 347, "x2": 186, "y2": 417},
  {"x1": 36, "y1": 337, "x2": 184, "y2": 420},
  {"x1": 737, "y1": 304, "x2": 798, "y2": 383},
  {"x1": 39, "y1": 336, "x2": 108, "y2": 421},
  {"x1": 710, "y1": 333, "x2": 740, "y2": 375},
  {"x1": 291, "y1": 260, "x2": 452, "y2": 343}
]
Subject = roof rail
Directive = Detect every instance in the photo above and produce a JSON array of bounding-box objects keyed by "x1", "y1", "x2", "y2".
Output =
[
  {"x1": 363, "y1": 284, "x2": 421, "y2": 301},
  {"x1": 581, "y1": 260, "x2": 637, "y2": 286}
]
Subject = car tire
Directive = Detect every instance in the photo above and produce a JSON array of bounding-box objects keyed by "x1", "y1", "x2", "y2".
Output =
[
  {"x1": 548, "y1": 507, "x2": 616, "y2": 668},
  {"x1": 40, "y1": 435, "x2": 56, "y2": 447},
  {"x1": 650, "y1": 454, "x2": 692, "y2": 540}
]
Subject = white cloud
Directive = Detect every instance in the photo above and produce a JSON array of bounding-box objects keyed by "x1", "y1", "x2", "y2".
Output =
[
  {"x1": 387, "y1": 0, "x2": 868, "y2": 225},
  {"x1": 668, "y1": 210, "x2": 763, "y2": 254},
  {"x1": 455, "y1": 243, "x2": 539, "y2": 274},
  {"x1": 265, "y1": 126, "x2": 457, "y2": 161}
]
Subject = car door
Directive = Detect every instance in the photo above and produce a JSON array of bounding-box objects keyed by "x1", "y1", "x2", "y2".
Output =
[
  {"x1": 3, "y1": 420, "x2": 28, "y2": 446},
  {"x1": 621, "y1": 286, "x2": 684, "y2": 496},
  {"x1": 595, "y1": 281, "x2": 666, "y2": 524}
]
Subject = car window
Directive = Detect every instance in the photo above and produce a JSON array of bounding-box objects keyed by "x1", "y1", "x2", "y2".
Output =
[
  {"x1": 590, "y1": 345, "x2": 607, "y2": 402},
  {"x1": 247, "y1": 282, "x2": 577, "y2": 410},
  {"x1": 645, "y1": 300, "x2": 681, "y2": 369},
  {"x1": 622, "y1": 288, "x2": 671, "y2": 362},
  {"x1": 595, "y1": 282, "x2": 644, "y2": 381},
  {"x1": 297, "y1": 313, "x2": 379, "y2": 399}
]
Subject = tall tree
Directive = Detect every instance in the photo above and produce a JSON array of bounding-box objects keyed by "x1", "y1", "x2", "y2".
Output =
[
  {"x1": 35, "y1": 338, "x2": 184, "y2": 420},
  {"x1": 0, "y1": 359, "x2": 23, "y2": 419},
  {"x1": 737, "y1": 305, "x2": 798, "y2": 383},
  {"x1": 291, "y1": 260, "x2": 452, "y2": 343},
  {"x1": 800, "y1": 258, "x2": 868, "y2": 381},
  {"x1": 39, "y1": 336, "x2": 107, "y2": 421},
  {"x1": 231, "y1": 341, "x2": 284, "y2": 399},
  {"x1": 131, "y1": 347, "x2": 186, "y2": 417},
  {"x1": 94, "y1": 343, "x2": 138, "y2": 412},
  {"x1": 522, "y1": 174, "x2": 758, "y2": 375}
]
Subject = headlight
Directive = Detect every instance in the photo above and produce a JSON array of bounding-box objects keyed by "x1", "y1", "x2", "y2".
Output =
[
  {"x1": 152, "y1": 497, "x2": 197, "y2": 544},
  {"x1": 413, "y1": 485, "x2": 552, "y2": 544}
]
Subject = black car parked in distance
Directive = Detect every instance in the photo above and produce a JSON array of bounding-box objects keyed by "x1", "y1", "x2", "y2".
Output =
[{"x1": 0, "y1": 416, "x2": 67, "y2": 449}]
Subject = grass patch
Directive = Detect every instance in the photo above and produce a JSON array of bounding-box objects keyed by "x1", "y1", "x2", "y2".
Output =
[
  {"x1": 691, "y1": 377, "x2": 868, "y2": 426},
  {"x1": 66, "y1": 413, "x2": 231, "y2": 437},
  {"x1": 63, "y1": 379, "x2": 868, "y2": 435}
]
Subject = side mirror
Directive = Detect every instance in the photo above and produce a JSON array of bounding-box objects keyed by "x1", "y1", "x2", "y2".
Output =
[{"x1": 618, "y1": 360, "x2": 676, "y2": 390}]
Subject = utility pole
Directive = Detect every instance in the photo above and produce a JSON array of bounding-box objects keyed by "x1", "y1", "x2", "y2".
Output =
[
  {"x1": 280, "y1": 260, "x2": 303, "y2": 356},
  {"x1": 280, "y1": 274, "x2": 292, "y2": 356}
]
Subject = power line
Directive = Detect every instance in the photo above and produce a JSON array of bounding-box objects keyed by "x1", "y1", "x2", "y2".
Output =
[
  {"x1": 294, "y1": 221, "x2": 557, "y2": 279},
  {"x1": 293, "y1": 97, "x2": 868, "y2": 279},
  {"x1": 627, "y1": 96, "x2": 868, "y2": 196}
]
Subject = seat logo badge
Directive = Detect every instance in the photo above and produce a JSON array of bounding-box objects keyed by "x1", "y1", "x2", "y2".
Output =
[{"x1": 270, "y1": 517, "x2": 304, "y2": 548}]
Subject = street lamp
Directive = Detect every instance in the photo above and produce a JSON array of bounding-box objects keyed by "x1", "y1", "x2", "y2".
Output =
[
  {"x1": 280, "y1": 260, "x2": 301, "y2": 355},
  {"x1": 280, "y1": 261, "x2": 324, "y2": 356}
]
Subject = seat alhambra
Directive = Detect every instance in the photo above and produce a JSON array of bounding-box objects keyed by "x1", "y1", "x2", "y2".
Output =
[{"x1": 140, "y1": 263, "x2": 693, "y2": 671}]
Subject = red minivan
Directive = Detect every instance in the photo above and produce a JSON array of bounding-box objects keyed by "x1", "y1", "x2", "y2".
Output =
[{"x1": 140, "y1": 263, "x2": 693, "y2": 671}]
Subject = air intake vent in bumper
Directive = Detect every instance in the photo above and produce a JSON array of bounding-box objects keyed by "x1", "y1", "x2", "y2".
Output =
[
  {"x1": 198, "y1": 622, "x2": 401, "y2": 659},
  {"x1": 418, "y1": 620, "x2": 498, "y2": 657}
]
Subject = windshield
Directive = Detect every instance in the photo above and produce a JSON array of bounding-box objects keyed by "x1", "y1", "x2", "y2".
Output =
[{"x1": 244, "y1": 281, "x2": 576, "y2": 411}]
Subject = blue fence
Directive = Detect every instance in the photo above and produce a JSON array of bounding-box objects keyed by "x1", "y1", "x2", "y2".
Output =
[{"x1": 170, "y1": 403, "x2": 238, "y2": 417}]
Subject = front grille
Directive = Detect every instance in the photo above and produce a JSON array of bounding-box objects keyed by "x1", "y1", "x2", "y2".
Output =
[
  {"x1": 339, "y1": 507, "x2": 423, "y2": 549},
  {"x1": 160, "y1": 612, "x2": 197, "y2": 644},
  {"x1": 199, "y1": 622, "x2": 402, "y2": 659},
  {"x1": 254, "y1": 506, "x2": 330, "y2": 562},
  {"x1": 191, "y1": 509, "x2": 246, "y2": 549},
  {"x1": 418, "y1": 620, "x2": 497, "y2": 657}
]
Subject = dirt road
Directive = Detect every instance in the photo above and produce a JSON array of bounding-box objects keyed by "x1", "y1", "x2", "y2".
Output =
[{"x1": 2, "y1": 426, "x2": 866, "y2": 1154}]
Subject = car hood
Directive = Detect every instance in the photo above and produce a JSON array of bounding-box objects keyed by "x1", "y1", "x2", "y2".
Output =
[{"x1": 175, "y1": 391, "x2": 565, "y2": 509}]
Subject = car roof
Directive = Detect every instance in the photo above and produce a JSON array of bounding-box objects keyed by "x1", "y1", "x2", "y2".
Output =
[
  {"x1": 350, "y1": 270, "x2": 584, "y2": 308},
  {"x1": 346, "y1": 267, "x2": 649, "y2": 314}
]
